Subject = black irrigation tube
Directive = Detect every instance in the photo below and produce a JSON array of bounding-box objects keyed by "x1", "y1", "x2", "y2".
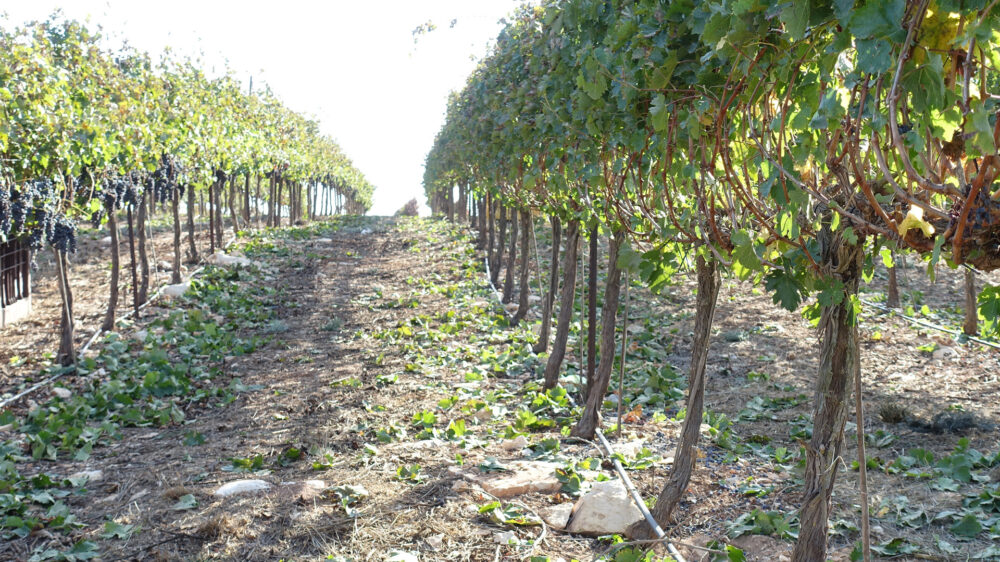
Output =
[
  {"x1": 0, "y1": 234, "x2": 240, "y2": 410},
  {"x1": 859, "y1": 298, "x2": 1000, "y2": 351},
  {"x1": 482, "y1": 253, "x2": 686, "y2": 562}
]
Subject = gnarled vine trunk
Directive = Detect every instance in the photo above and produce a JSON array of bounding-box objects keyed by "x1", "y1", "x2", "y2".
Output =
[
  {"x1": 792, "y1": 231, "x2": 863, "y2": 562},
  {"x1": 101, "y1": 207, "x2": 120, "y2": 332},
  {"x1": 533, "y1": 216, "x2": 561, "y2": 354},
  {"x1": 502, "y1": 209, "x2": 518, "y2": 303},
  {"x1": 171, "y1": 184, "x2": 182, "y2": 284},
  {"x1": 512, "y1": 209, "x2": 532, "y2": 325},
  {"x1": 572, "y1": 233, "x2": 622, "y2": 439},
  {"x1": 626, "y1": 253, "x2": 720, "y2": 538},
  {"x1": 492, "y1": 204, "x2": 507, "y2": 287},
  {"x1": 543, "y1": 220, "x2": 580, "y2": 389}
]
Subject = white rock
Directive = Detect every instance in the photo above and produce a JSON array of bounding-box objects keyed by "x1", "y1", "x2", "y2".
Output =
[
  {"x1": 390, "y1": 438, "x2": 447, "y2": 452},
  {"x1": 425, "y1": 533, "x2": 445, "y2": 550},
  {"x1": 206, "y1": 252, "x2": 253, "y2": 267},
  {"x1": 613, "y1": 440, "x2": 646, "y2": 459},
  {"x1": 156, "y1": 260, "x2": 174, "y2": 271},
  {"x1": 566, "y1": 479, "x2": 643, "y2": 536},
  {"x1": 528, "y1": 295, "x2": 542, "y2": 303},
  {"x1": 932, "y1": 346, "x2": 959, "y2": 361},
  {"x1": 361, "y1": 228, "x2": 373, "y2": 235},
  {"x1": 474, "y1": 460, "x2": 562, "y2": 498},
  {"x1": 69, "y1": 470, "x2": 103, "y2": 483},
  {"x1": 162, "y1": 282, "x2": 191, "y2": 299},
  {"x1": 213, "y1": 479, "x2": 272, "y2": 497},
  {"x1": 314, "y1": 238, "x2": 333, "y2": 244},
  {"x1": 100, "y1": 236, "x2": 113, "y2": 246},
  {"x1": 494, "y1": 530, "x2": 519, "y2": 545},
  {"x1": 52, "y1": 387, "x2": 72, "y2": 399},
  {"x1": 500, "y1": 435, "x2": 529, "y2": 451},
  {"x1": 385, "y1": 550, "x2": 418, "y2": 562},
  {"x1": 540, "y1": 502, "x2": 574, "y2": 530},
  {"x1": 134, "y1": 330, "x2": 148, "y2": 342}
]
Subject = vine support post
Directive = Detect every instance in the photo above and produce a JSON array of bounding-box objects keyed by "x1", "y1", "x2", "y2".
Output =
[
  {"x1": 126, "y1": 204, "x2": 139, "y2": 319},
  {"x1": 854, "y1": 351, "x2": 872, "y2": 562},
  {"x1": 185, "y1": 181, "x2": 199, "y2": 264},
  {"x1": 136, "y1": 186, "x2": 150, "y2": 306},
  {"x1": 491, "y1": 201, "x2": 505, "y2": 286},
  {"x1": 171, "y1": 184, "x2": 183, "y2": 284},
  {"x1": 208, "y1": 177, "x2": 217, "y2": 253},
  {"x1": 55, "y1": 248, "x2": 76, "y2": 368},
  {"x1": 586, "y1": 224, "x2": 598, "y2": 398},
  {"x1": 886, "y1": 251, "x2": 900, "y2": 308},
  {"x1": 626, "y1": 251, "x2": 720, "y2": 539},
  {"x1": 616, "y1": 271, "x2": 629, "y2": 440},
  {"x1": 964, "y1": 268, "x2": 978, "y2": 335},
  {"x1": 244, "y1": 173, "x2": 252, "y2": 227},
  {"x1": 477, "y1": 194, "x2": 488, "y2": 250}
]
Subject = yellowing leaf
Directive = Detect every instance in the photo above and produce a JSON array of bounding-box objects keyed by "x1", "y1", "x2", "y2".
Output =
[{"x1": 897, "y1": 206, "x2": 935, "y2": 238}]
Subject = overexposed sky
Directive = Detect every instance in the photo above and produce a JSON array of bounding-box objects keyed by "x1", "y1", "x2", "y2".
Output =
[{"x1": 1, "y1": 0, "x2": 521, "y2": 215}]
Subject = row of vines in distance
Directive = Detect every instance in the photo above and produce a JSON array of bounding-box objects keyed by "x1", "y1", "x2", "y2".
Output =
[
  {"x1": 425, "y1": 1, "x2": 1000, "y2": 560},
  {"x1": 0, "y1": 15, "x2": 374, "y2": 365}
]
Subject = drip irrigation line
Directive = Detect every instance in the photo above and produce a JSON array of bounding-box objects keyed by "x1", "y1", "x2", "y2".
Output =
[
  {"x1": 859, "y1": 298, "x2": 1000, "y2": 351},
  {"x1": 482, "y1": 253, "x2": 685, "y2": 562},
  {"x1": 0, "y1": 231, "x2": 241, "y2": 410}
]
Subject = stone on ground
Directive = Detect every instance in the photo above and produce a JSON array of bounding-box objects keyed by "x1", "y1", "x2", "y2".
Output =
[
  {"x1": 385, "y1": 550, "x2": 418, "y2": 562},
  {"x1": 162, "y1": 282, "x2": 191, "y2": 298},
  {"x1": 213, "y1": 479, "x2": 272, "y2": 498},
  {"x1": 69, "y1": 469, "x2": 103, "y2": 483},
  {"x1": 539, "y1": 502, "x2": 574, "y2": 530},
  {"x1": 206, "y1": 251, "x2": 253, "y2": 267},
  {"x1": 52, "y1": 387, "x2": 72, "y2": 399},
  {"x1": 500, "y1": 435, "x2": 529, "y2": 451},
  {"x1": 566, "y1": 479, "x2": 643, "y2": 536},
  {"x1": 474, "y1": 460, "x2": 562, "y2": 498}
]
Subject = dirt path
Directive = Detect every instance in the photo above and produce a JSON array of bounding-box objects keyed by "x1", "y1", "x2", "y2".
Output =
[{"x1": 2, "y1": 217, "x2": 607, "y2": 561}]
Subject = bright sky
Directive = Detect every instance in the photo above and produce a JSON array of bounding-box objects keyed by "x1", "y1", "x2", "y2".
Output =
[{"x1": 1, "y1": 0, "x2": 522, "y2": 215}]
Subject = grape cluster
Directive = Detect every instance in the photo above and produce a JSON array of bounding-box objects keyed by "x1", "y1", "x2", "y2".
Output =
[
  {"x1": 152, "y1": 156, "x2": 178, "y2": 202},
  {"x1": 0, "y1": 186, "x2": 11, "y2": 237},
  {"x1": 49, "y1": 215, "x2": 77, "y2": 254},
  {"x1": 0, "y1": 179, "x2": 76, "y2": 253}
]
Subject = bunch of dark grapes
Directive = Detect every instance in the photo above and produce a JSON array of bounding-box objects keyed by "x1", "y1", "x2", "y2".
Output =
[
  {"x1": 49, "y1": 215, "x2": 77, "y2": 254},
  {"x1": 152, "y1": 156, "x2": 178, "y2": 202},
  {"x1": 28, "y1": 208, "x2": 54, "y2": 250},
  {"x1": 0, "y1": 186, "x2": 11, "y2": 238},
  {"x1": 10, "y1": 179, "x2": 56, "y2": 235},
  {"x1": 99, "y1": 176, "x2": 132, "y2": 210}
]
